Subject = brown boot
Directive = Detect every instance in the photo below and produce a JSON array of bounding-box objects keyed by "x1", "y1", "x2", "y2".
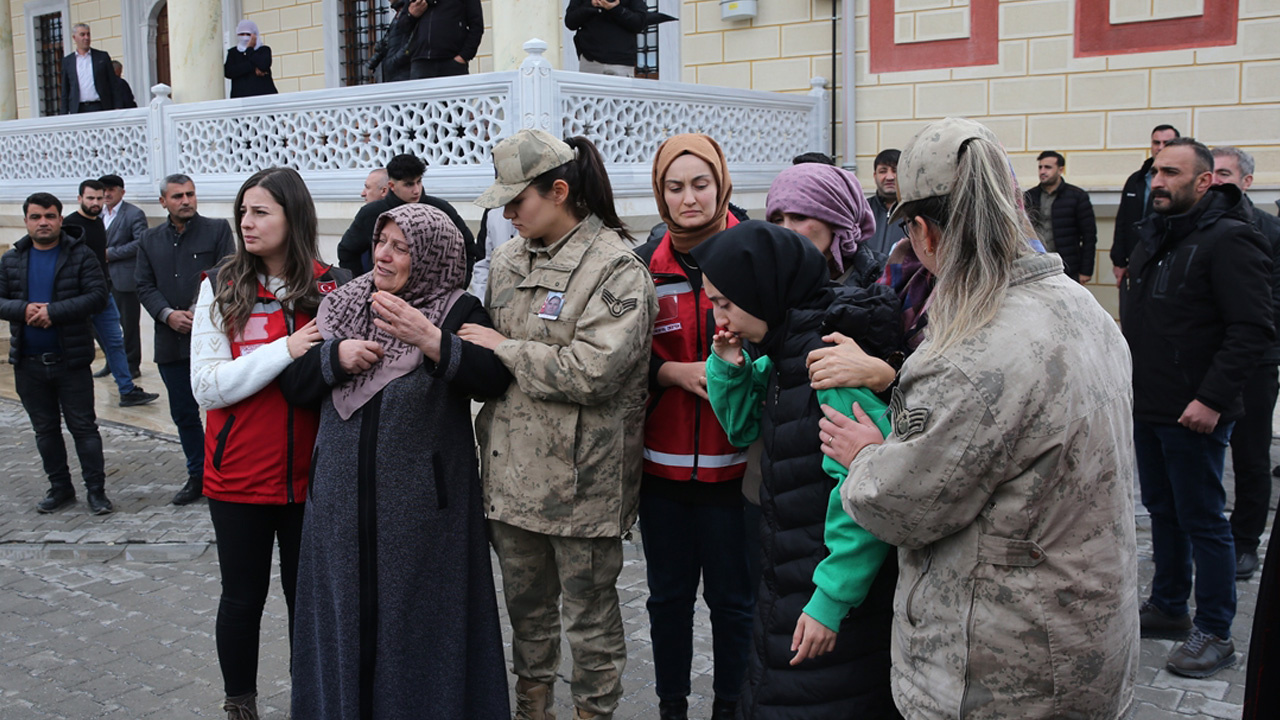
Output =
[
  {"x1": 515, "y1": 678, "x2": 557, "y2": 720},
  {"x1": 222, "y1": 692, "x2": 258, "y2": 720},
  {"x1": 574, "y1": 709, "x2": 597, "y2": 719}
]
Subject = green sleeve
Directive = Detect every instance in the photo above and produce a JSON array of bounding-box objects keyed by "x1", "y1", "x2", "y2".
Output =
[
  {"x1": 803, "y1": 386, "x2": 894, "y2": 631},
  {"x1": 705, "y1": 349, "x2": 772, "y2": 447}
]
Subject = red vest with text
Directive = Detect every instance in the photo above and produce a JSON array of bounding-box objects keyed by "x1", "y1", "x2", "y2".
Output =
[
  {"x1": 643, "y1": 215, "x2": 747, "y2": 483},
  {"x1": 203, "y1": 262, "x2": 343, "y2": 504}
]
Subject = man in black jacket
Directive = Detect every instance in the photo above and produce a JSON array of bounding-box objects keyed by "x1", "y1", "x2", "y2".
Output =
[
  {"x1": 60, "y1": 23, "x2": 115, "y2": 114},
  {"x1": 337, "y1": 154, "x2": 475, "y2": 276},
  {"x1": 1024, "y1": 151, "x2": 1097, "y2": 283},
  {"x1": 1211, "y1": 146, "x2": 1280, "y2": 582},
  {"x1": 1111, "y1": 124, "x2": 1179, "y2": 285},
  {"x1": 100, "y1": 174, "x2": 150, "y2": 377},
  {"x1": 565, "y1": 0, "x2": 648, "y2": 77},
  {"x1": 0, "y1": 193, "x2": 112, "y2": 514},
  {"x1": 136, "y1": 174, "x2": 235, "y2": 506},
  {"x1": 1121, "y1": 138, "x2": 1274, "y2": 679},
  {"x1": 403, "y1": 0, "x2": 484, "y2": 79},
  {"x1": 864, "y1": 148, "x2": 905, "y2": 257}
]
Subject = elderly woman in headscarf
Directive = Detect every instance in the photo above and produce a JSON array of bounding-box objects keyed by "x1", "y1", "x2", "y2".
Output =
[
  {"x1": 224, "y1": 20, "x2": 277, "y2": 98},
  {"x1": 766, "y1": 163, "x2": 884, "y2": 289},
  {"x1": 280, "y1": 203, "x2": 511, "y2": 719}
]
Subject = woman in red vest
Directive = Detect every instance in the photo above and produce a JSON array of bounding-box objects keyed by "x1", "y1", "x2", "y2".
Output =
[
  {"x1": 634, "y1": 134, "x2": 753, "y2": 720},
  {"x1": 189, "y1": 167, "x2": 349, "y2": 720}
]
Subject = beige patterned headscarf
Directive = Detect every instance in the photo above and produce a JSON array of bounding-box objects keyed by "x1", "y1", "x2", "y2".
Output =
[{"x1": 316, "y1": 204, "x2": 467, "y2": 420}]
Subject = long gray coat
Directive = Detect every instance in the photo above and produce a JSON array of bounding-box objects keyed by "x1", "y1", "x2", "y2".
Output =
[{"x1": 286, "y1": 297, "x2": 511, "y2": 719}]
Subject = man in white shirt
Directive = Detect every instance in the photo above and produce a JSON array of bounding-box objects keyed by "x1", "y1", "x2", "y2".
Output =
[{"x1": 60, "y1": 24, "x2": 116, "y2": 114}]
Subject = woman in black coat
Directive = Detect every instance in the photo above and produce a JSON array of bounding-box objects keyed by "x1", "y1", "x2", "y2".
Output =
[{"x1": 224, "y1": 20, "x2": 277, "y2": 98}]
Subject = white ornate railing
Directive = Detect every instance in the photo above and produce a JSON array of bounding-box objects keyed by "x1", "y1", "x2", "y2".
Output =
[{"x1": 0, "y1": 40, "x2": 828, "y2": 204}]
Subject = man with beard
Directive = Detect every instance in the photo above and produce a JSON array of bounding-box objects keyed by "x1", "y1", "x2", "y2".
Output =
[
  {"x1": 0, "y1": 194, "x2": 111, "y2": 513},
  {"x1": 136, "y1": 174, "x2": 234, "y2": 505},
  {"x1": 62, "y1": 180, "x2": 158, "y2": 407},
  {"x1": 1121, "y1": 138, "x2": 1274, "y2": 679},
  {"x1": 864, "y1": 149, "x2": 905, "y2": 257},
  {"x1": 1112, "y1": 124, "x2": 1180, "y2": 285},
  {"x1": 1023, "y1": 151, "x2": 1097, "y2": 283}
]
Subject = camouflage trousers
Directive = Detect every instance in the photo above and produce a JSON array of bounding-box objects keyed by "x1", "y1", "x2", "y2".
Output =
[{"x1": 489, "y1": 520, "x2": 627, "y2": 718}]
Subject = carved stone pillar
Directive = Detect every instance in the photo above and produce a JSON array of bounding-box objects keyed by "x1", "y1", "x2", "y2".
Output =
[
  {"x1": 0, "y1": 3, "x2": 18, "y2": 119},
  {"x1": 167, "y1": 0, "x2": 224, "y2": 102},
  {"x1": 491, "y1": 0, "x2": 561, "y2": 72}
]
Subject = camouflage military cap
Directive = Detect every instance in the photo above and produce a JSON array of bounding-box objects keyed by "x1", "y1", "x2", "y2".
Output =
[
  {"x1": 475, "y1": 129, "x2": 575, "y2": 209},
  {"x1": 892, "y1": 117, "x2": 1002, "y2": 220}
]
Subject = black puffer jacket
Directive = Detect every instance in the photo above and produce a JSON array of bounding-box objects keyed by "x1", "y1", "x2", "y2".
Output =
[
  {"x1": 565, "y1": 0, "x2": 647, "y2": 67},
  {"x1": 405, "y1": 0, "x2": 484, "y2": 62},
  {"x1": 1024, "y1": 180, "x2": 1097, "y2": 279},
  {"x1": 1120, "y1": 183, "x2": 1274, "y2": 423},
  {"x1": 1110, "y1": 157, "x2": 1153, "y2": 270},
  {"x1": 0, "y1": 225, "x2": 108, "y2": 368},
  {"x1": 1246, "y1": 196, "x2": 1280, "y2": 365},
  {"x1": 368, "y1": 2, "x2": 415, "y2": 81},
  {"x1": 740, "y1": 282, "x2": 902, "y2": 720}
]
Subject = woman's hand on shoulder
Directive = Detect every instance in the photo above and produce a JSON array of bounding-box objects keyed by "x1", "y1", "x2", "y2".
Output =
[
  {"x1": 819, "y1": 402, "x2": 885, "y2": 469},
  {"x1": 458, "y1": 323, "x2": 508, "y2": 351},
  {"x1": 711, "y1": 329, "x2": 744, "y2": 367},
  {"x1": 338, "y1": 339, "x2": 384, "y2": 374},
  {"x1": 657, "y1": 361, "x2": 708, "y2": 400},
  {"x1": 807, "y1": 332, "x2": 896, "y2": 392},
  {"x1": 287, "y1": 319, "x2": 322, "y2": 359}
]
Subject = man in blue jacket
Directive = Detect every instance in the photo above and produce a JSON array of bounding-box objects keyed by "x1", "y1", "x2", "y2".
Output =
[{"x1": 0, "y1": 193, "x2": 112, "y2": 514}]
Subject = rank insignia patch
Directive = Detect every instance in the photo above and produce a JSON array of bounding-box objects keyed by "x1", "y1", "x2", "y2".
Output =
[{"x1": 889, "y1": 386, "x2": 930, "y2": 440}]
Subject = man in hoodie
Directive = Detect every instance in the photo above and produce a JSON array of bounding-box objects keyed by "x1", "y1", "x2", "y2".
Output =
[
  {"x1": 1121, "y1": 138, "x2": 1274, "y2": 679},
  {"x1": 0, "y1": 193, "x2": 112, "y2": 514}
]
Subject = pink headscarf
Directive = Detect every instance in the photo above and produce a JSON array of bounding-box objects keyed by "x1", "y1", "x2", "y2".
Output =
[{"x1": 766, "y1": 164, "x2": 876, "y2": 275}]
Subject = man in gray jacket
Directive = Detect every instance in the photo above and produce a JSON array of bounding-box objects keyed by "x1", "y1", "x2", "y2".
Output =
[
  {"x1": 100, "y1": 174, "x2": 149, "y2": 379},
  {"x1": 136, "y1": 174, "x2": 234, "y2": 506}
]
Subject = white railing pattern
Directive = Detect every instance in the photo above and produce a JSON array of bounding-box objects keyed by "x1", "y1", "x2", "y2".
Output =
[{"x1": 0, "y1": 40, "x2": 827, "y2": 204}]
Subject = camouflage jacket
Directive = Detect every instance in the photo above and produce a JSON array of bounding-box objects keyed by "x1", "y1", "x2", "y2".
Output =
[
  {"x1": 476, "y1": 215, "x2": 657, "y2": 538},
  {"x1": 842, "y1": 254, "x2": 1139, "y2": 720}
]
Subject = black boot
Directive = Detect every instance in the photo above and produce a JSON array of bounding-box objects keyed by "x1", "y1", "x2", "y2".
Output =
[
  {"x1": 658, "y1": 697, "x2": 688, "y2": 720},
  {"x1": 710, "y1": 697, "x2": 737, "y2": 720},
  {"x1": 86, "y1": 488, "x2": 114, "y2": 515},
  {"x1": 172, "y1": 475, "x2": 204, "y2": 506},
  {"x1": 37, "y1": 487, "x2": 76, "y2": 513}
]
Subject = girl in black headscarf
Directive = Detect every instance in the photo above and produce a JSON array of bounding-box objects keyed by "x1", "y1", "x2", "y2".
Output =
[{"x1": 696, "y1": 220, "x2": 902, "y2": 720}]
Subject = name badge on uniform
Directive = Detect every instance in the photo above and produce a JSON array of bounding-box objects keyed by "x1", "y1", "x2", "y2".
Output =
[{"x1": 538, "y1": 291, "x2": 565, "y2": 320}]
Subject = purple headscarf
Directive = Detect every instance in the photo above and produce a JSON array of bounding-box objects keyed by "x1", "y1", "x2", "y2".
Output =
[{"x1": 766, "y1": 164, "x2": 876, "y2": 275}]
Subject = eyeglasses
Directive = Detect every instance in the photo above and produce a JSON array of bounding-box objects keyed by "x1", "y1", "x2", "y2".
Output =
[{"x1": 897, "y1": 214, "x2": 942, "y2": 237}]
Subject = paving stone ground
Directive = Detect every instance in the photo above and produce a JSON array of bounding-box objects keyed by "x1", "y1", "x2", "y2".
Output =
[{"x1": 0, "y1": 397, "x2": 1273, "y2": 719}]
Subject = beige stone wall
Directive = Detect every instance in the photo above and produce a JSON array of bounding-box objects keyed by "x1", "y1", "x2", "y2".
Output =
[{"x1": 681, "y1": 0, "x2": 838, "y2": 93}]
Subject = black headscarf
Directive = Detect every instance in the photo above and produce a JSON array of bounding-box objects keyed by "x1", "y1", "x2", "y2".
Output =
[{"x1": 691, "y1": 220, "x2": 830, "y2": 347}]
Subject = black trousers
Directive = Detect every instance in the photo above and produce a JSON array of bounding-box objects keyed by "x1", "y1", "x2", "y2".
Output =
[
  {"x1": 14, "y1": 358, "x2": 105, "y2": 493},
  {"x1": 1230, "y1": 364, "x2": 1279, "y2": 555},
  {"x1": 112, "y1": 289, "x2": 142, "y2": 376},
  {"x1": 208, "y1": 498, "x2": 306, "y2": 697},
  {"x1": 410, "y1": 57, "x2": 468, "y2": 79}
]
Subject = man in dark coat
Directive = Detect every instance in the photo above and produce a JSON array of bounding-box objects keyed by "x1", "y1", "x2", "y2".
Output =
[
  {"x1": 865, "y1": 149, "x2": 905, "y2": 258},
  {"x1": 565, "y1": 0, "x2": 648, "y2": 77},
  {"x1": 367, "y1": 0, "x2": 415, "y2": 82},
  {"x1": 1110, "y1": 124, "x2": 1179, "y2": 285},
  {"x1": 60, "y1": 23, "x2": 115, "y2": 114},
  {"x1": 100, "y1": 174, "x2": 150, "y2": 377},
  {"x1": 110, "y1": 61, "x2": 137, "y2": 108},
  {"x1": 1121, "y1": 138, "x2": 1274, "y2": 679},
  {"x1": 403, "y1": 0, "x2": 484, "y2": 79},
  {"x1": 337, "y1": 154, "x2": 476, "y2": 276},
  {"x1": 1210, "y1": 146, "x2": 1280, "y2": 582},
  {"x1": 136, "y1": 174, "x2": 235, "y2": 506},
  {"x1": 0, "y1": 193, "x2": 111, "y2": 514},
  {"x1": 1024, "y1": 150, "x2": 1097, "y2": 283}
]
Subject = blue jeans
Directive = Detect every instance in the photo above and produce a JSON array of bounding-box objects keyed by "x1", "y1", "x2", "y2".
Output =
[
  {"x1": 91, "y1": 294, "x2": 137, "y2": 395},
  {"x1": 1135, "y1": 419, "x2": 1237, "y2": 639},
  {"x1": 639, "y1": 492, "x2": 754, "y2": 701},
  {"x1": 157, "y1": 359, "x2": 204, "y2": 478},
  {"x1": 14, "y1": 358, "x2": 105, "y2": 492}
]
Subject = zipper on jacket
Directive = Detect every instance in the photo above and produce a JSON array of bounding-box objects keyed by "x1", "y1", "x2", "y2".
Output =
[
  {"x1": 690, "y1": 292, "x2": 704, "y2": 481},
  {"x1": 905, "y1": 546, "x2": 933, "y2": 626}
]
